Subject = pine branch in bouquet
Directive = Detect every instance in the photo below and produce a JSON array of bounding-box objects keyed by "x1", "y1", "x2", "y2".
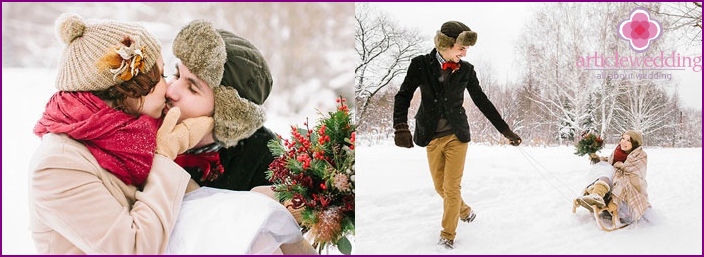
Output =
[
  {"x1": 574, "y1": 132, "x2": 604, "y2": 159},
  {"x1": 266, "y1": 97, "x2": 355, "y2": 254}
]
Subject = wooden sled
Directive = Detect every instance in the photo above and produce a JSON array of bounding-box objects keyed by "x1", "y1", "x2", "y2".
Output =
[{"x1": 572, "y1": 198, "x2": 629, "y2": 232}]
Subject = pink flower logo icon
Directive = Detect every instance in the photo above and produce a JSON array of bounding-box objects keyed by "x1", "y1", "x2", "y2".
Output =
[{"x1": 619, "y1": 8, "x2": 661, "y2": 53}]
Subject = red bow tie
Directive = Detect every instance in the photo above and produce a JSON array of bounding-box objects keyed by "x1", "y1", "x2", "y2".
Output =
[
  {"x1": 175, "y1": 151, "x2": 225, "y2": 182},
  {"x1": 442, "y1": 62, "x2": 459, "y2": 71}
]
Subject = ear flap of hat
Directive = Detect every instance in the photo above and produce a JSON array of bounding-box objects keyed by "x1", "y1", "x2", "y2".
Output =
[
  {"x1": 457, "y1": 30, "x2": 477, "y2": 46},
  {"x1": 434, "y1": 30, "x2": 456, "y2": 51},
  {"x1": 212, "y1": 85, "x2": 266, "y2": 148}
]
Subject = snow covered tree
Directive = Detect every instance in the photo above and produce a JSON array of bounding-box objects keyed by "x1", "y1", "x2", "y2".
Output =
[
  {"x1": 354, "y1": 3, "x2": 425, "y2": 127},
  {"x1": 612, "y1": 81, "x2": 674, "y2": 139},
  {"x1": 516, "y1": 3, "x2": 597, "y2": 145}
]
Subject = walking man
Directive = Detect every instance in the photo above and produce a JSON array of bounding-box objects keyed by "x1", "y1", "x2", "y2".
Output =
[{"x1": 392, "y1": 20, "x2": 522, "y2": 249}]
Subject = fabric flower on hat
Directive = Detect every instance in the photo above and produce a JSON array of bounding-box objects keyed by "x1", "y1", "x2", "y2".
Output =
[{"x1": 98, "y1": 37, "x2": 146, "y2": 82}]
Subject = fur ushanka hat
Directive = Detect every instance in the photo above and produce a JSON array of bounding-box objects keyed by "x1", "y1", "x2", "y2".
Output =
[
  {"x1": 434, "y1": 20, "x2": 477, "y2": 51},
  {"x1": 54, "y1": 13, "x2": 161, "y2": 91},
  {"x1": 173, "y1": 20, "x2": 271, "y2": 148}
]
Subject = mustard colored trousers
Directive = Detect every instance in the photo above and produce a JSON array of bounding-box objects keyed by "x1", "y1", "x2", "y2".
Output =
[{"x1": 426, "y1": 134, "x2": 472, "y2": 240}]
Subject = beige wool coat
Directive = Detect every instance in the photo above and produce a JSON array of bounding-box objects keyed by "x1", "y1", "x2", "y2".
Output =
[
  {"x1": 29, "y1": 133, "x2": 191, "y2": 254},
  {"x1": 608, "y1": 146, "x2": 650, "y2": 222}
]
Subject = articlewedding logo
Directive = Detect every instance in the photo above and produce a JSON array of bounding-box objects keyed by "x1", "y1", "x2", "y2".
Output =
[
  {"x1": 576, "y1": 7, "x2": 701, "y2": 82},
  {"x1": 618, "y1": 7, "x2": 662, "y2": 53}
]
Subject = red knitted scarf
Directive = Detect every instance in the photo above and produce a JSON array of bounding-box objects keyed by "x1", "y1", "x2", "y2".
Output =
[
  {"x1": 34, "y1": 91, "x2": 159, "y2": 186},
  {"x1": 612, "y1": 145, "x2": 629, "y2": 164}
]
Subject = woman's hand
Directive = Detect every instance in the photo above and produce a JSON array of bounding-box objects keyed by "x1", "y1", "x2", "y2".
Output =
[
  {"x1": 613, "y1": 161, "x2": 624, "y2": 169},
  {"x1": 588, "y1": 153, "x2": 601, "y2": 164},
  {"x1": 156, "y1": 107, "x2": 214, "y2": 160}
]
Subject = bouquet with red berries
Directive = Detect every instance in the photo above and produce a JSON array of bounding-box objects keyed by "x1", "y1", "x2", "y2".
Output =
[
  {"x1": 266, "y1": 97, "x2": 355, "y2": 254},
  {"x1": 574, "y1": 131, "x2": 604, "y2": 164}
]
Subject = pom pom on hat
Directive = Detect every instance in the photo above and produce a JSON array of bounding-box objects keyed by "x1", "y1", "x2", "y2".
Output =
[{"x1": 56, "y1": 13, "x2": 86, "y2": 44}]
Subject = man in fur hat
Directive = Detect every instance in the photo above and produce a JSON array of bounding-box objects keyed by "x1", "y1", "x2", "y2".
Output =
[
  {"x1": 392, "y1": 20, "x2": 522, "y2": 250},
  {"x1": 165, "y1": 20, "x2": 276, "y2": 193}
]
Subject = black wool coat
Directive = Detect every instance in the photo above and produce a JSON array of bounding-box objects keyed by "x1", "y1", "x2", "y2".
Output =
[
  {"x1": 187, "y1": 126, "x2": 276, "y2": 191},
  {"x1": 393, "y1": 49, "x2": 509, "y2": 147}
]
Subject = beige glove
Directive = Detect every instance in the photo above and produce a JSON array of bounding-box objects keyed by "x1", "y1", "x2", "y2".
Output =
[
  {"x1": 156, "y1": 107, "x2": 214, "y2": 160},
  {"x1": 613, "y1": 161, "x2": 624, "y2": 170}
]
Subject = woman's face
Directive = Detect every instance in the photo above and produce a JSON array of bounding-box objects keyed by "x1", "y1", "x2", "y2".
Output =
[
  {"x1": 140, "y1": 56, "x2": 167, "y2": 118},
  {"x1": 164, "y1": 59, "x2": 215, "y2": 123},
  {"x1": 620, "y1": 134, "x2": 633, "y2": 151},
  {"x1": 126, "y1": 55, "x2": 167, "y2": 119}
]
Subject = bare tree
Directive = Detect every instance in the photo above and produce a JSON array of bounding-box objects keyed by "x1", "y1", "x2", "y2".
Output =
[
  {"x1": 517, "y1": 3, "x2": 597, "y2": 143},
  {"x1": 354, "y1": 3, "x2": 425, "y2": 125},
  {"x1": 639, "y1": 2, "x2": 702, "y2": 46},
  {"x1": 586, "y1": 2, "x2": 641, "y2": 139},
  {"x1": 612, "y1": 81, "x2": 674, "y2": 137},
  {"x1": 513, "y1": 2, "x2": 691, "y2": 146}
]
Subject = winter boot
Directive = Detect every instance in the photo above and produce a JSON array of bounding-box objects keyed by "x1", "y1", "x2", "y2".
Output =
[
  {"x1": 437, "y1": 238, "x2": 454, "y2": 250},
  {"x1": 460, "y1": 209, "x2": 476, "y2": 223},
  {"x1": 578, "y1": 180, "x2": 610, "y2": 209}
]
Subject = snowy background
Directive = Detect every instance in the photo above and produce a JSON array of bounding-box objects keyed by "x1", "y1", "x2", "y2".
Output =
[
  {"x1": 355, "y1": 142, "x2": 702, "y2": 254},
  {"x1": 2, "y1": 2, "x2": 355, "y2": 127},
  {"x1": 2, "y1": 2, "x2": 353, "y2": 254},
  {"x1": 369, "y1": 2, "x2": 702, "y2": 109}
]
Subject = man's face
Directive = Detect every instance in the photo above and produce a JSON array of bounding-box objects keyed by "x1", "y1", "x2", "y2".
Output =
[
  {"x1": 165, "y1": 60, "x2": 215, "y2": 123},
  {"x1": 440, "y1": 42, "x2": 468, "y2": 63}
]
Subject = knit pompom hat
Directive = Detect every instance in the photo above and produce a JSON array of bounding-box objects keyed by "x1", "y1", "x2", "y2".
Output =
[
  {"x1": 173, "y1": 20, "x2": 270, "y2": 148},
  {"x1": 434, "y1": 21, "x2": 477, "y2": 51},
  {"x1": 54, "y1": 13, "x2": 161, "y2": 91}
]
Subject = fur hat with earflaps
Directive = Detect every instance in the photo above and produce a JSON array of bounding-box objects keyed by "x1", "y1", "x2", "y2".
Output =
[
  {"x1": 434, "y1": 20, "x2": 477, "y2": 51},
  {"x1": 173, "y1": 20, "x2": 271, "y2": 148},
  {"x1": 54, "y1": 13, "x2": 161, "y2": 91}
]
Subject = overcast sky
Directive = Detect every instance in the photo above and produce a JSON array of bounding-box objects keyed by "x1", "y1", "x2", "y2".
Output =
[{"x1": 370, "y1": 2, "x2": 702, "y2": 110}]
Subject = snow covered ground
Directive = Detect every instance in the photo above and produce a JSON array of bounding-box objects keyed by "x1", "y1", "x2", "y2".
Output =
[{"x1": 355, "y1": 141, "x2": 701, "y2": 254}]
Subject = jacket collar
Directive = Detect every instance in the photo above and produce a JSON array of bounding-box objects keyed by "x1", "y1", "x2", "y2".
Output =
[{"x1": 427, "y1": 49, "x2": 442, "y2": 78}]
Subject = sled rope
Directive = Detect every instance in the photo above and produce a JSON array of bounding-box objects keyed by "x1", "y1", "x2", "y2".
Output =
[{"x1": 516, "y1": 146, "x2": 578, "y2": 205}]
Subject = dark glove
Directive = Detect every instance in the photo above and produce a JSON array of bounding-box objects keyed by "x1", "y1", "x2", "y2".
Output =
[
  {"x1": 501, "y1": 129, "x2": 522, "y2": 146},
  {"x1": 393, "y1": 123, "x2": 414, "y2": 148}
]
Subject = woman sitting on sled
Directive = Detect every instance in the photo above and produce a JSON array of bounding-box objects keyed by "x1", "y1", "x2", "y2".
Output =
[{"x1": 573, "y1": 130, "x2": 651, "y2": 230}]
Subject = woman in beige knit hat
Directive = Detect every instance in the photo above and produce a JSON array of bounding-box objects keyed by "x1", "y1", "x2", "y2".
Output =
[
  {"x1": 29, "y1": 13, "x2": 213, "y2": 254},
  {"x1": 573, "y1": 130, "x2": 651, "y2": 230}
]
